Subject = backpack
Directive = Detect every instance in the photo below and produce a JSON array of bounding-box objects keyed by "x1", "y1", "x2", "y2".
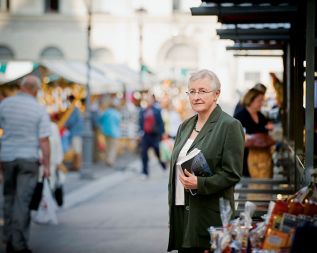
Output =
[{"x1": 143, "y1": 108, "x2": 156, "y2": 134}]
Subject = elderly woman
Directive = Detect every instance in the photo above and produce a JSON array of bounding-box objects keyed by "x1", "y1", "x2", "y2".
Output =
[{"x1": 167, "y1": 69, "x2": 245, "y2": 253}]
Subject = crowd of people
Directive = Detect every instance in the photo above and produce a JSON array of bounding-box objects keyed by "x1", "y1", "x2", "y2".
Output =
[
  {"x1": 0, "y1": 69, "x2": 282, "y2": 253},
  {"x1": 0, "y1": 77, "x2": 185, "y2": 173}
]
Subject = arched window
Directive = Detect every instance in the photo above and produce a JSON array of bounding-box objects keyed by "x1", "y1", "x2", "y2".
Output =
[
  {"x1": 40, "y1": 46, "x2": 64, "y2": 59},
  {"x1": 91, "y1": 48, "x2": 114, "y2": 63},
  {"x1": 0, "y1": 45, "x2": 14, "y2": 60},
  {"x1": 157, "y1": 38, "x2": 198, "y2": 79},
  {"x1": 165, "y1": 43, "x2": 198, "y2": 68}
]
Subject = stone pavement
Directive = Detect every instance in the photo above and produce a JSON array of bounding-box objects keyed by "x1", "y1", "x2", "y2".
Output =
[
  {"x1": 62, "y1": 151, "x2": 141, "y2": 209},
  {"x1": 0, "y1": 150, "x2": 171, "y2": 253},
  {"x1": 0, "y1": 150, "x2": 140, "y2": 236}
]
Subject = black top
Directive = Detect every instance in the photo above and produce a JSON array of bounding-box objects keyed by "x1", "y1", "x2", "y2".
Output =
[
  {"x1": 234, "y1": 107, "x2": 268, "y2": 134},
  {"x1": 233, "y1": 101, "x2": 244, "y2": 117}
]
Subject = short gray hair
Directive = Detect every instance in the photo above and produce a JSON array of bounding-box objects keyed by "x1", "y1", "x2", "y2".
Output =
[
  {"x1": 189, "y1": 69, "x2": 221, "y2": 91},
  {"x1": 20, "y1": 75, "x2": 41, "y2": 92}
]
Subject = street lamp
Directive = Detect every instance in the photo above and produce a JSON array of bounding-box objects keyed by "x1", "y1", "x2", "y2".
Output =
[
  {"x1": 135, "y1": 7, "x2": 147, "y2": 90},
  {"x1": 81, "y1": 0, "x2": 94, "y2": 179}
]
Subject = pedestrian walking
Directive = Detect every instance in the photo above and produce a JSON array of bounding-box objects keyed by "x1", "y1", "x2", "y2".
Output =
[
  {"x1": 99, "y1": 99, "x2": 122, "y2": 167},
  {"x1": 0, "y1": 75, "x2": 51, "y2": 253},
  {"x1": 167, "y1": 69, "x2": 244, "y2": 252},
  {"x1": 59, "y1": 95, "x2": 84, "y2": 171},
  {"x1": 139, "y1": 93, "x2": 166, "y2": 178}
]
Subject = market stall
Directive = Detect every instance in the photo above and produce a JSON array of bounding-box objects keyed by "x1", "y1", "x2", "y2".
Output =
[
  {"x1": 0, "y1": 60, "x2": 130, "y2": 164},
  {"x1": 41, "y1": 60, "x2": 122, "y2": 95},
  {"x1": 208, "y1": 171, "x2": 317, "y2": 252},
  {"x1": 93, "y1": 63, "x2": 157, "y2": 92}
]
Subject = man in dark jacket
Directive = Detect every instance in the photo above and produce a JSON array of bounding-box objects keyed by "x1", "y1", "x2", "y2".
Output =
[{"x1": 139, "y1": 93, "x2": 166, "y2": 178}]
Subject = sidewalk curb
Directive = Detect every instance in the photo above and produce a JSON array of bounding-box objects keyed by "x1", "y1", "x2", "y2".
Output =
[{"x1": 61, "y1": 160, "x2": 140, "y2": 210}]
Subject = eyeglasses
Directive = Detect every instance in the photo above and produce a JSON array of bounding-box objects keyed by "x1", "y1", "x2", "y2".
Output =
[{"x1": 186, "y1": 90, "x2": 216, "y2": 97}]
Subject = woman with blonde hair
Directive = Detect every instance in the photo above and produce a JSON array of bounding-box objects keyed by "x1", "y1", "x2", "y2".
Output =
[{"x1": 234, "y1": 88, "x2": 274, "y2": 178}]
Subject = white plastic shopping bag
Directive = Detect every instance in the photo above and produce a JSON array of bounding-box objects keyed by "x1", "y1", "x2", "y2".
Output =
[{"x1": 31, "y1": 178, "x2": 58, "y2": 225}]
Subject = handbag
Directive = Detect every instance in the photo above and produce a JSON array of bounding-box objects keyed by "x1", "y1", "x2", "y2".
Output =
[
  {"x1": 29, "y1": 178, "x2": 44, "y2": 210},
  {"x1": 159, "y1": 138, "x2": 174, "y2": 163},
  {"x1": 54, "y1": 186, "x2": 63, "y2": 207},
  {"x1": 54, "y1": 170, "x2": 64, "y2": 207},
  {"x1": 245, "y1": 133, "x2": 275, "y2": 149}
]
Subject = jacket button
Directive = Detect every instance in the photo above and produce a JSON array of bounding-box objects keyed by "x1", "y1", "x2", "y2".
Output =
[{"x1": 185, "y1": 206, "x2": 190, "y2": 211}]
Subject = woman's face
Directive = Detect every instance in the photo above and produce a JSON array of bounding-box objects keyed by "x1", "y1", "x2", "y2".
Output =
[
  {"x1": 249, "y1": 94, "x2": 264, "y2": 112},
  {"x1": 188, "y1": 77, "x2": 220, "y2": 114}
]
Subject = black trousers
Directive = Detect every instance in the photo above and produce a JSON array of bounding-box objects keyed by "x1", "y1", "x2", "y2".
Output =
[{"x1": 140, "y1": 133, "x2": 166, "y2": 175}]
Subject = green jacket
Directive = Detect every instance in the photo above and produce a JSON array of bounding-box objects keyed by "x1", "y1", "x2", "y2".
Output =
[{"x1": 168, "y1": 105, "x2": 244, "y2": 250}]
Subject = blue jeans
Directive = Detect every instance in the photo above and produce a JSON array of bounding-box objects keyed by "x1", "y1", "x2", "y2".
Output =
[{"x1": 140, "y1": 134, "x2": 166, "y2": 175}]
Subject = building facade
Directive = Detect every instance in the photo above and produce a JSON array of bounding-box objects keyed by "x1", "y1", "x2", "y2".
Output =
[{"x1": 0, "y1": 0, "x2": 283, "y2": 112}]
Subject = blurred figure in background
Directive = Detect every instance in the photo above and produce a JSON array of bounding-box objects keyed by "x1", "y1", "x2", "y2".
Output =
[
  {"x1": 160, "y1": 99, "x2": 181, "y2": 166},
  {"x1": 269, "y1": 72, "x2": 283, "y2": 108},
  {"x1": 47, "y1": 117, "x2": 65, "y2": 192},
  {"x1": 234, "y1": 88, "x2": 274, "y2": 178},
  {"x1": 0, "y1": 75, "x2": 51, "y2": 253},
  {"x1": 139, "y1": 93, "x2": 166, "y2": 178},
  {"x1": 233, "y1": 83, "x2": 267, "y2": 117},
  {"x1": 98, "y1": 99, "x2": 122, "y2": 167},
  {"x1": 64, "y1": 95, "x2": 84, "y2": 171},
  {"x1": 162, "y1": 100, "x2": 182, "y2": 139}
]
